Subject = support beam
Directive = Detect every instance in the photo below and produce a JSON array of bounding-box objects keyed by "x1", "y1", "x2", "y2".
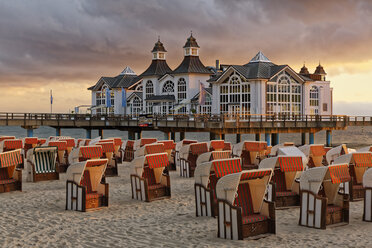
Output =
[
  {"x1": 128, "y1": 131, "x2": 135, "y2": 140},
  {"x1": 265, "y1": 133, "x2": 271, "y2": 146},
  {"x1": 27, "y1": 129, "x2": 34, "y2": 137},
  {"x1": 236, "y1": 134, "x2": 241, "y2": 144},
  {"x1": 309, "y1": 132, "x2": 315, "y2": 144},
  {"x1": 98, "y1": 129, "x2": 103, "y2": 139},
  {"x1": 180, "y1": 132, "x2": 185, "y2": 141},
  {"x1": 163, "y1": 132, "x2": 171, "y2": 140},
  {"x1": 85, "y1": 129, "x2": 92, "y2": 139},
  {"x1": 326, "y1": 130, "x2": 332, "y2": 147},
  {"x1": 55, "y1": 128, "x2": 61, "y2": 137},
  {"x1": 221, "y1": 133, "x2": 225, "y2": 140},
  {"x1": 271, "y1": 133, "x2": 279, "y2": 146},
  {"x1": 136, "y1": 131, "x2": 142, "y2": 140},
  {"x1": 210, "y1": 132, "x2": 216, "y2": 141},
  {"x1": 301, "y1": 133, "x2": 306, "y2": 146},
  {"x1": 171, "y1": 132, "x2": 175, "y2": 141},
  {"x1": 255, "y1": 133, "x2": 261, "y2": 141}
]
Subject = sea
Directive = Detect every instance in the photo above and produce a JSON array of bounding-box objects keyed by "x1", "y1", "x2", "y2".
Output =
[{"x1": 1, "y1": 125, "x2": 372, "y2": 149}]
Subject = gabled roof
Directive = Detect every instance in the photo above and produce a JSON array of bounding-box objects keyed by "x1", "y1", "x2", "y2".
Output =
[
  {"x1": 141, "y1": 60, "x2": 173, "y2": 77},
  {"x1": 172, "y1": 56, "x2": 212, "y2": 74},
  {"x1": 88, "y1": 74, "x2": 142, "y2": 91},
  {"x1": 127, "y1": 91, "x2": 143, "y2": 101}
]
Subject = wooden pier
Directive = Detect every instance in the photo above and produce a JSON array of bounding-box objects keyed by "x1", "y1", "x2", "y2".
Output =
[{"x1": 0, "y1": 113, "x2": 371, "y2": 146}]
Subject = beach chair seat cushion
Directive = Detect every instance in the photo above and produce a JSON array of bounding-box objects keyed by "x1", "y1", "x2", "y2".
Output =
[
  {"x1": 0, "y1": 168, "x2": 9, "y2": 180},
  {"x1": 0, "y1": 179, "x2": 16, "y2": 184},
  {"x1": 327, "y1": 205, "x2": 342, "y2": 213},
  {"x1": 276, "y1": 191, "x2": 297, "y2": 197},
  {"x1": 242, "y1": 214, "x2": 268, "y2": 224}
]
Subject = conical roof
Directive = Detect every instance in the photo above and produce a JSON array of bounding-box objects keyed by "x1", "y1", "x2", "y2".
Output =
[
  {"x1": 183, "y1": 34, "x2": 200, "y2": 48},
  {"x1": 151, "y1": 38, "x2": 167, "y2": 52},
  {"x1": 314, "y1": 63, "x2": 326, "y2": 75},
  {"x1": 299, "y1": 64, "x2": 310, "y2": 75},
  {"x1": 119, "y1": 66, "x2": 136, "y2": 76},
  {"x1": 249, "y1": 51, "x2": 271, "y2": 63}
]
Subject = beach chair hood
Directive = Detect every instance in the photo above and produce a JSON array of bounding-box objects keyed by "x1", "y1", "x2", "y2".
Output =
[
  {"x1": 88, "y1": 136, "x2": 101, "y2": 146},
  {"x1": 363, "y1": 168, "x2": 372, "y2": 188},
  {"x1": 194, "y1": 161, "x2": 213, "y2": 187},
  {"x1": 326, "y1": 144, "x2": 348, "y2": 164},
  {"x1": 278, "y1": 147, "x2": 308, "y2": 166},
  {"x1": 66, "y1": 159, "x2": 108, "y2": 189}
]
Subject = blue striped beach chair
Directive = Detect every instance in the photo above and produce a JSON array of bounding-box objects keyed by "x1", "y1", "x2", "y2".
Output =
[{"x1": 27, "y1": 147, "x2": 59, "y2": 182}]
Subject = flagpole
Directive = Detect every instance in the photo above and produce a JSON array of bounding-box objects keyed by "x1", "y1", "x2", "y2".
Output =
[{"x1": 50, "y1": 89, "x2": 53, "y2": 114}]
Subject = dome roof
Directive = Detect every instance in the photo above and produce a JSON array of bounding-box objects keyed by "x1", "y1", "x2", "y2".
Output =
[
  {"x1": 183, "y1": 34, "x2": 200, "y2": 48},
  {"x1": 299, "y1": 64, "x2": 310, "y2": 75},
  {"x1": 314, "y1": 63, "x2": 326, "y2": 75},
  {"x1": 151, "y1": 38, "x2": 167, "y2": 52}
]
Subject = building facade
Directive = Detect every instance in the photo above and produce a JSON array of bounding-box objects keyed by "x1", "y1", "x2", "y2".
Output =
[{"x1": 88, "y1": 35, "x2": 332, "y2": 117}]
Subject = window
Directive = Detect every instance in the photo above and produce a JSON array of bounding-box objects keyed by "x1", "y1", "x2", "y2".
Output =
[
  {"x1": 266, "y1": 72, "x2": 302, "y2": 116},
  {"x1": 95, "y1": 85, "x2": 114, "y2": 114},
  {"x1": 310, "y1": 86, "x2": 319, "y2": 107},
  {"x1": 145, "y1": 81, "x2": 154, "y2": 114},
  {"x1": 135, "y1": 84, "x2": 143, "y2": 91},
  {"x1": 159, "y1": 53, "x2": 164, "y2": 59},
  {"x1": 191, "y1": 48, "x2": 197, "y2": 55},
  {"x1": 177, "y1": 78, "x2": 187, "y2": 114},
  {"x1": 199, "y1": 94, "x2": 212, "y2": 114},
  {"x1": 162, "y1": 81, "x2": 174, "y2": 93},
  {"x1": 131, "y1": 96, "x2": 142, "y2": 116}
]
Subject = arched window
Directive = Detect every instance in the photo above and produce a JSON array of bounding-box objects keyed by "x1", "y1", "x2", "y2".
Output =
[
  {"x1": 162, "y1": 80, "x2": 174, "y2": 93},
  {"x1": 310, "y1": 86, "x2": 319, "y2": 115},
  {"x1": 95, "y1": 85, "x2": 114, "y2": 114},
  {"x1": 131, "y1": 96, "x2": 143, "y2": 116},
  {"x1": 135, "y1": 84, "x2": 143, "y2": 92},
  {"x1": 266, "y1": 72, "x2": 302, "y2": 116},
  {"x1": 145, "y1": 81, "x2": 153, "y2": 98},
  {"x1": 177, "y1": 78, "x2": 187, "y2": 114}
]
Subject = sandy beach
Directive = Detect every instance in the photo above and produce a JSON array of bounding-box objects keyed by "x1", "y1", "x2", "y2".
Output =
[{"x1": 0, "y1": 161, "x2": 370, "y2": 248}]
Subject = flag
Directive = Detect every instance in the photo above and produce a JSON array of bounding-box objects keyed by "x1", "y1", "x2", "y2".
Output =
[
  {"x1": 121, "y1": 87, "x2": 127, "y2": 107},
  {"x1": 199, "y1": 82, "x2": 206, "y2": 105},
  {"x1": 106, "y1": 89, "x2": 112, "y2": 107},
  {"x1": 50, "y1": 90, "x2": 53, "y2": 104}
]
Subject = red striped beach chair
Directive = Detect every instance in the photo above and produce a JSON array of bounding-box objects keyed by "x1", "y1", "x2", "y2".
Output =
[
  {"x1": 223, "y1": 142, "x2": 232, "y2": 151},
  {"x1": 130, "y1": 153, "x2": 171, "y2": 202},
  {"x1": 174, "y1": 139, "x2": 197, "y2": 167},
  {"x1": 60, "y1": 138, "x2": 75, "y2": 154},
  {"x1": 79, "y1": 146, "x2": 103, "y2": 162},
  {"x1": 0, "y1": 136, "x2": 15, "y2": 142},
  {"x1": 26, "y1": 146, "x2": 59, "y2": 182},
  {"x1": 133, "y1": 138, "x2": 158, "y2": 152},
  {"x1": 234, "y1": 141, "x2": 268, "y2": 170},
  {"x1": 333, "y1": 152, "x2": 372, "y2": 201},
  {"x1": 158, "y1": 140, "x2": 176, "y2": 170},
  {"x1": 196, "y1": 150, "x2": 232, "y2": 168},
  {"x1": 209, "y1": 140, "x2": 225, "y2": 152},
  {"x1": 259, "y1": 156, "x2": 305, "y2": 208},
  {"x1": 123, "y1": 140, "x2": 135, "y2": 162},
  {"x1": 0, "y1": 149, "x2": 22, "y2": 193},
  {"x1": 269, "y1": 142, "x2": 295, "y2": 156},
  {"x1": 48, "y1": 141, "x2": 69, "y2": 173},
  {"x1": 38, "y1": 138, "x2": 47, "y2": 145},
  {"x1": 1, "y1": 139, "x2": 24, "y2": 168},
  {"x1": 194, "y1": 158, "x2": 241, "y2": 217},
  {"x1": 66, "y1": 159, "x2": 109, "y2": 211},
  {"x1": 97, "y1": 141, "x2": 118, "y2": 176},
  {"x1": 299, "y1": 164, "x2": 350, "y2": 229},
  {"x1": 180, "y1": 142, "x2": 209, "y2": 178},
  {"x1": 300, "y1": 144, "x2": 326, "y2": 167},
  {"x1": 363, "y1": 168, "x2": 372, "y2": 221},
  {"x1": 24, "y1": 137, "x2": 39, "y2": 159},
  {"x1": 216, "y1": 168, "x2": 275, "y2": 240}
]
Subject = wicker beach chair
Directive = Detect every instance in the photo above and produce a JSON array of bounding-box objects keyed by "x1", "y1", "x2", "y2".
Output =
[
  {"x1": 134, "y1": 143, "x2": 165, "y2": 158},
  {"x1": 23, "y1": 137, "x2": 39, "y2": 159},
  {"x1": 105, "y1": 137, "x2": 124, "y2": 162},
  {"x1": 66, "y1": 159, "x2": 109, "y2": 211},
  {"x1": 194, "y1": 157, "x2": 241, "y2": 217},
  {"x1": 196, "y1": 150, "x2": 232, "y2": 168},
  {"x1": 180, "y1": 142, "x2": 209, "y2": 178},
  {"x1": 130, "y1": 153, "x2": 171, "y2": 202},
  {"x1": 299, "y1": 164, "x2": 350, "y2": 229},
  {"x1": 363, "y1": 168, "x2": 372, "y2": 221},
  {"x1": 48, "y1": 141, "x2": 69, "y2": 173},
  {"x1": 0, "y1": 136, "x2": 16, "y2": 142},
  {"x1": 223, "y1": 142, "x2": 232, "y2": 151},
  {"x1": 174, "y1": 139, "x2": 197, "y2": 167},
  {"x1": 333, "y1": 152, "x2": 372, "y2": 201},
  {"x1": 133, "y1": 138, "x2": 157, "y2": 151},
  {"x1": 1, "y1": 139, "x2": 24, "y2": 168},
  {"x1": 0, "y1": 149, "x2": 22, "y2": 193},
  {"x1": 208, "y1": 140, "x2": 225, "y2": 152},
  {"x1": 97, "y1": 141, "x2": 118, "y2": 176},
  {"x1": 259, "y1": 156, "x2": 305, "y2": 208},
  {"x1": 233, "y1": 141, "x2": 268, "y2": 170},
  {"x1": 216, "y1": 168, "x2": 275, "y2": 240},
  {"x1": 158, "y1": 140, "x2": 176, "y2": 170},
  {"x1": 26, "y1": 147, "x2": 59, "y2": 182},
  {"x1": 123, "y1": 140, "x2": 135, "y2": 162},
  {"x1": 326, "y1": 144, "x2": 349, "y2": 165},
  {"x1": 269, "y1": 142, "x2": 294, "y2": 156},
  {"x1": 299, "y1": 144, "x2": 326, "y2": 167},
  {"x1": 78, "y1": 146, "x2": 103, "y2": 162}
]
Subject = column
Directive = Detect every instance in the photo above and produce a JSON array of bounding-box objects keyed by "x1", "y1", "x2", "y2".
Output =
[
  {"x1": 55, "y1": 128, "x2": 61, "y2": 137},
  {"x1": 136, "y1": 131, "x2": 142, "y2": 140},
  {"x1": 309, "y1": 132, "x2": 315, "y2": 144},
  {"x1": 85, "y1": 129, "x2": 92, "y2": 139},
  {"x1": 163, "y1": 131, "x2": 171, "y2": 140},
  {"x1": 271, "y1": 133, "x2": 279, "y2": 146},
  {"x1": 236, "y1": 134, "x2": 241, "y2": 144},
  {"x1": 265, "y1": 133, "x2": 271, "y2": 146},
  {"x1": 221, "y1": 133, "x2": 225, "y2": 140},
  {"x1": 255, "y1": 133, "x2": 261, "y2": 141},
  {"x1": 171, "y1": 132, "x2": 175, "y2": 141},
  {"x1": 180, "y1": 132, "x2": 185, "y2": 141},
  {"x1": 210, "y1": 132, "x2": 216, "y2": 140},
  {"x1": 326, "y1": 130, "x2": 332, "y2": 147},
  {"x1": 128, "y1": 131, "x2": 135, "y2": 140},
  {"x1": 98, "y1": 129, "x2": 103, "y2": 139},
  {"x1": 301, "y1": 133, "x2": 306, "y2": 146},
  {"x1": 27, "y1": 128, "x2": 34, "y2": 137}
]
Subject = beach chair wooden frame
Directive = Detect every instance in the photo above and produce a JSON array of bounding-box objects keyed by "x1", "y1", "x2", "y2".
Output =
[
  {"x1": 130, "y1": 153, "x2": 171, "y2": 202},
  {"x1": 1, "y1": 139, "x2": 24, "y2": 168},
  {"x1": 194, "y1": 157, "x2": 241, "y2": 217},
  {"x1": 66, "y1": 159, "x2": 109, "y2": 211},
  {"x1": 48, "y1": 141, "x2": 69, "y2": 173},
  {"x1": 97, "y1": 141, "x2": 118, "y2": 176},
  {"x1": 299, "y1": 164, "x2": 350, "y2": 229},
  {"x1": 334, "y1": 152, "x2": 372, "y2": 201},
  {"x1": 216, "y1": 169, "x2": 275, "y2": 240},
  {"x1": 0, "y1": 149, "x2": 22, "y2": 193},
  {"x1": 363, "y1": 168, "x2": 372, "y2": 221},
  {"x1": 27, "y1": 147, "x2": 59, "y2": 182},
  {"x1": 180, "y1": 142, "x2": 209, "y2": 178}
]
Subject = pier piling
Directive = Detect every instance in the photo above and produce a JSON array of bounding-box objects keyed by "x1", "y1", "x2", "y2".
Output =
[
  {"x1": 265, "y1": 133, "x2": 271, "y2": 146},
  {"x1": 236, "y1": 134, "x2": 241, "y2": 143},
  {"x1": 326, "y1": 130, "x2": 332, "y2": 147},
  {"x1": 128, "y1": 131, "x2": 135, "y2": 140},
  {"x1": 27, "y1": 128, "x2": 33, "y2": 137},
  {"x1": 98, "y1": 129, "x2": 103, "y2": 139},
  {"x1": 180, "y1": 132, "x2": 185, "y2": 141},
  {"x1": 301, "y1": 133, "x2": 306, "y2": 145},
  {"x1": 171, "y1": 132, "x2": 175, "y2": 141},
  {"x1": 309, "y1": 132, "x2": 315, "y2": 144},
  {"x1": 55, "y1": 128, "x2": 61, "y2": 137},
  {"x1": 85, "y1": 129, "x2": 92, "y2": 139},
  {"x1": 255, "y1": 133, "x2": 261, "y2": 141}
]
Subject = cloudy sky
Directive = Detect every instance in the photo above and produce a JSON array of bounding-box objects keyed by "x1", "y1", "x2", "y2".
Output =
[{"x1": 0, "y1": 0, "x2": 372, "y2": 114}]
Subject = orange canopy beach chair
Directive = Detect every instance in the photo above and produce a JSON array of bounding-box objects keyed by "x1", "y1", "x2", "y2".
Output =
[{"x1": 0, "y1": 149, "x2": 22, "y2": 193}]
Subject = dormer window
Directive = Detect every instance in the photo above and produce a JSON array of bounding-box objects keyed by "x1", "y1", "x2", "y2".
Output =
[
  {"x1": 191, "y1": 48, "x2": 197, "y2": 55},
  {"x1": 159, "y1": 53, "x2": 165, "y2": 59},
  {"x1": 185, "y1": 48, "x2": 190, "y2": 55},
  {"x1": 153, "y1": 53, "x2": 157, "y2": 59}
]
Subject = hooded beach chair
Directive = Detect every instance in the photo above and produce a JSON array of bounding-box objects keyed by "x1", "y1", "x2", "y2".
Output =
[
  {"x1": 26, "y1": 146, "x2": 59, "y2": 182},
  {"x1": 97, "y1": 141, "x2": 118, "y2": 176},
  {"x1": 333, "y1": 152, "x2": 372, "y2": 201},
  {"x1": 299, "y1": 144, "x2": 326, "y2": 167},
  {"x1": 133, "y1": 138, "x2": 157, "y2": 151},
  {"x1": 259, "y1": 156, "x2": 305, "y2": 208},
  {"x1": 0, "y1": 136, "x2": 15, "y2": 142},
  {"x1": 269, "y1": 142, "x2": 294, "y2": 156},
  {"x1": 130, "y1": 153, "x2": 171, "y2": 202},
  {"x1": 223, "y1": 142, "x2": 232, "y2": 151},
  {"x1": 180, "y1": 142, "x2": 209, "y2": 178},
  {"x1": 208, "y1": 140, "x2": 225, "y2": 152},
  {"x1": 233, "y1": 141, "x2": 268, "y2": 170},
  {"x1": 216, "y1": 168, "x2": 275, "y2": 240},
  {"x1": 38, "y1": 138, "x2": 47, "y2": 145},
  {"x1": 78, "y1": 146, "x2": 103, "y2": 162},
  {"x1": 299, "y1": 164, "x2": 350, "y2": 229},
  {"x1": 66, "y1": 159, "x2": 109, "y2": 211},
  {"x1": 157, "y1": 140, "x2": 176, "y2": 170},
  {"x1": 134, "y1": 143, "x2": 166, "y2": 158},
  {"x1": 363, "y1": 168, "x2": 372, "y2": 221},
  {"x1": 123, "y1": 140, "x2": 135, "y2": 162},
  {"x1": 0, "y1": 149, "x2": 22, "y2": 193},
  {"x1": 326, "y1": 144, "x2": 349, "y2": 165},
  {"x1": 104, "y1": 138, "x2": 124, "y2": 162},
  {"x1": 24, "y1": 137, "x2": 39, "y2": 159},
  {"x1": 196, "y1": 150, "x2": 232, "y2": 168},
  {"x1": 194, "y1": 158, "x2": 241, "y2": 217},
  {"x1": 60, "y1": 138, "x2": 75, "y2": 155},
  {"x1": 174, "y1": 139, "x2": 197, "y2": 167},
  {"x1": 1, "y1": 139, "x2": 24, "y2": 168},
  {"x1": 48, "y1": 141, "x2": 69, "y2": 173}
]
